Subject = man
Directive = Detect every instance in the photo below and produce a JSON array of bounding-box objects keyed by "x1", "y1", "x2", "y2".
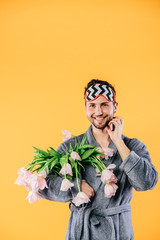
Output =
[{"x1": 38, "y1": 79, "x2": 158, "y2": 240}]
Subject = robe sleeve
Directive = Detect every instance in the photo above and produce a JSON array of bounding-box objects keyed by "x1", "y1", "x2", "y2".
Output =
[
  {"x1": 37, "y1": 141, "x2": 81, "y2": 202},
  {"x1": 119, "y1": 138, "x2": 158, "y2": 191}
]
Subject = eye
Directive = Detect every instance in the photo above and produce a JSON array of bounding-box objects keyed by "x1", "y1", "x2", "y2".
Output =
[
  {"x1": 102, "y1": 103, "x2": 109, "y2": 106},
  {"x1": 89, "y1": 104, "x2": 95, "y2": 108}
]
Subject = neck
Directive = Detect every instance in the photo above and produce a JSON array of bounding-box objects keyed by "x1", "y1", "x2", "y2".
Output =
[{"x1": 91, "y1": 124, "x2": 110, "y2": 142}]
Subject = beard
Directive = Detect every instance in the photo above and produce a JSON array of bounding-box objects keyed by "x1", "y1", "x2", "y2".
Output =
[{"x1": 92, "y1": 116, "x2": 113, "y2": 129}]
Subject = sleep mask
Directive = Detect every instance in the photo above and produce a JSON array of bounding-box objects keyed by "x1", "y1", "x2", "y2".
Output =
[{"x1": 85, "y1": 84, "x2": 116, "y2": 102}]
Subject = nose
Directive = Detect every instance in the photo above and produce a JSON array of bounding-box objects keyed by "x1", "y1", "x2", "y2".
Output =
[{"x1": 95, "y1": 106, "x2": 102, "y2": 115}]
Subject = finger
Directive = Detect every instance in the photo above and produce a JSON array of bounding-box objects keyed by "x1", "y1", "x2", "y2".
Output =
[
  {"x1": 112, "y1": 119, "x2": 121, "y2": 124},
  {"x1": 109, "y1": 119, "x2": 121, "y2": 125},
  {"x1": 90, "y1": 188, "x2": 95, "y2": 196},
  {"x1": 114, "y1": 116, "x2": 123, "y2": 120},
  {"x1": 108, "y1": 120, "x2": 120, "y2": 127},
  {"x1": 113, "y1": 116, "x2": 124, "y2": 124},
  {"x1": 91, "y1": 191, "x2": 95, "y2": 197},
  {"x1": 89, "y1": 192, "x2": 94, "y2": 198}
]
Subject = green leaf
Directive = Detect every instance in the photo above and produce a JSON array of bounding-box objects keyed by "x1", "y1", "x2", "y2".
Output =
[
  {"x1": 32, "y1": 146, "x2": 49, "y2": 157},
  {"x1": 79, "y1": 149, "x2": 85, "y2": 155},
  {"x1": 36, "y1": 162, "x2": 48, "y2": 173},
  {"x1": 81, "y1": 148, "x2": 95, "y2": 160},
  {"x1": 66, "y1": 175, "x2": 72, "y2": 180},
  {"x1": 69, "y1": 143, "x2": 73, "y2": 152},
  {"x1": 47, "y1": 147, "x2": 61, "y2": 157},
  {"x1": 33, "y1": 157, "x2": 45, "y2": 161},
  {"x1": 79, "y1": 144, "x2": 95, "y2": 149},
  {"x1": 95, "y1": 152, "x2": 105, "y2": 157},
  {"x1": 79, "y1": 135, "x2": 87, "y2": 147},
  {"x1": 74, "y1": 137, "x2": 79, "y2": 152},
  {"x1": 32, "y1": 166, "x2": 43, "y2": 173},
  {"x1": 34, "y1": 157, "x2": 47, "y2": 162},
  {"x1": 33, "y1": 160, "x2": 48, "y2": 165},
  {"x1": 50, "y1": 158, "x2": 59, "y2": 170},
  {"x1": 77, "y1": 161, "x2": 85, "y2": 171},
  {"x1": 46, "y1": 165, "x2": 49, "y2": 175},
  {"x1": 33, "y1": 156, "x2": 44, "y2": 160},
  {"x1": 60, "y1": 156, "x2": 66, "y2": 167}
]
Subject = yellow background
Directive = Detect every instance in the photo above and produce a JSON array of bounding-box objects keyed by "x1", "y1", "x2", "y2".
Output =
[{"x1": 0, "y1": 0, "x2": 160, "y2": 239}]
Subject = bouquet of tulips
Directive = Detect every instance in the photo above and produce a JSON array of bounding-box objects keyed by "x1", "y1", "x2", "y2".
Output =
[{"x1": 15, "y1": 130, "x2": 118, "y2": 206}]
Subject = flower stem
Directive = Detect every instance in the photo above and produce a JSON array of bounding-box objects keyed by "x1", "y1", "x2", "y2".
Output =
[
  {"x1": 92, "y1": 156, "x2": 106, "y2": 170},
  {"x1": 74, "y1": 162, "x2": 80, "y2": 192}
]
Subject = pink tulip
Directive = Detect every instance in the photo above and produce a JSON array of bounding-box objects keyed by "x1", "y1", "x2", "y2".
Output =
[
  {"x1": 15, "y1": 175, "x2": 31, "y2": 191},
  {"x1": 96, "y1": 147, "x2": 106, "y2": 160},
  {"x1": 15, "y1": 168, "x2": 33, "y2": 191},
  {"x1": 101, "y1": 169, "x2": 117, "y2": 184},
  {"x1": 26, "y1": 171, "x2": 48, "y2": 192},
  {"x1": 17, "y1": 167, "x2": 30, "y2": 175},
  {"x1": 26, "y1": 191, "x2": 41, "y2": 203},
  {"x1": 107, "y1": 164, "x2": 116, "y2": 170},
  {"x1": 60, "y1": 163, "x2": 73, "y2": 176},
  {"x1": 15, "y1": 168, "x2": 33, "y2": 184},
  {"x1": 96, "y1": 168, "x2": 100, "y2": 173},
  {"x1": 71, "y1": 151, "x2": 81, "y2": 161},
  {"x1": 38, "y1": 170, "x2": 47, "y2": 178},
  {"x1": 60, "y1": 179, "x2": 74, "y2": 191},
  {"x1": 95, "y1": 168, "x2": 101, "y2": 177},
  {"x1": 97, "y1": 147, "x2": 114, "y2": 160},
  {"x1": 104, "y1": 182, "x2": 118, "y2": 198},
  {"x1": 96, "y1": 147, "x2": 103, "y2": 153},
  {"x1": 15, "y1": 174, "x2": 26, "y2": 186},
  {"x1": 15, "y1": 168, "x2": 48, "y2": 203},
  {"x1": 62, "y1": 130, "x2": 74, "y2": 141},
  {"x1": 102, "y1": 147, "x2": 114, "y2": 157},
  {"x1": 72, "y1": 192, "x2": 90, "y2": 206}
]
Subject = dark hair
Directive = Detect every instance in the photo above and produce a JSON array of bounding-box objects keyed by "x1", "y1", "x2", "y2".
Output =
[{"x1": 84, "y1": 79, "x2": 117, "y2": 105}]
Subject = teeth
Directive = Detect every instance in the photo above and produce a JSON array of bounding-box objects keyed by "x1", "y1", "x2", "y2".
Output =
[{"x1": 96, "y1": 118, "x2": 104, "y2": 120}]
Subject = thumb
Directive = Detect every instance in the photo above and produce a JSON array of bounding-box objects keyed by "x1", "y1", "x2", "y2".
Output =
[{"x1": 106, "y1": 125, "x2": 111, "y2": 133}]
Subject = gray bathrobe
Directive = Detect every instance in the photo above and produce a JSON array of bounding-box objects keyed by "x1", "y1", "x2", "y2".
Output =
[{"x1": 38, "y1": 125, "x2": 158, "y2": 240}]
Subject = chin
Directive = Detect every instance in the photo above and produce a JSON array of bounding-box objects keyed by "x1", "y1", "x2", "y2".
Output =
[{"x1": 93, "y1": 122, "x2": 108, "y2": 130}]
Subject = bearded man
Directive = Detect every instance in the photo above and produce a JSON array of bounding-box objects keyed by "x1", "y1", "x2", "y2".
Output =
[{"x1": 38, "y1": 79, "x2": 158, "y2": 240}]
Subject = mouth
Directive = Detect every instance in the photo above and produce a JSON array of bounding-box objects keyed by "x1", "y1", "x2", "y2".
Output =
[{"x1": 93, "y1": 116, "x2": 106, "y2": 123}]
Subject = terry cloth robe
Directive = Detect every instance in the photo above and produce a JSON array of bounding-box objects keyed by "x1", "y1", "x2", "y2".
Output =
[{"x1": 38, "y1": 125, "x2": 158, "y2": 240}]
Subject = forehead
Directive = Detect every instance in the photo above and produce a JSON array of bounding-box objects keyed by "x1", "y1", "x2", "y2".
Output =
[{"x1": 86, "y1": 96, "x2": 111, "y2": 104}]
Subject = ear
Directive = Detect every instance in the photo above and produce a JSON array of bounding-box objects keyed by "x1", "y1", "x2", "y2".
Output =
[
  {"x1": 84, "y1": 101, "x2": 87, "y2": 109},
  {"x1": 113, "y1": 102, "x2": 118, "y2": 113}
]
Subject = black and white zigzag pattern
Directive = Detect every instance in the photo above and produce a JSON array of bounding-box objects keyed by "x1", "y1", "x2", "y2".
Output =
[{"x1": 85, "y1": 84, "x2": 115, "y2": 102}]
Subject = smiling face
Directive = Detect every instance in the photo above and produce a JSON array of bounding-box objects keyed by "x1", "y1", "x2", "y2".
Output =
[{"x1": 85, "y1": 96, "x2": 117, "y2": 129}]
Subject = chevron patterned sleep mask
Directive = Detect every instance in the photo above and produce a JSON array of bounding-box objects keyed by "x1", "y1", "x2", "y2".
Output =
[{"x1": 85, "y1": 84, "x2": 116, "y2": 102}]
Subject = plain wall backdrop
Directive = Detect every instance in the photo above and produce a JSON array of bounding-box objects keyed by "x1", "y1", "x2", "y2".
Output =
[{"x1": 0, "y1": 0, "x2": 160, "y2": 239}]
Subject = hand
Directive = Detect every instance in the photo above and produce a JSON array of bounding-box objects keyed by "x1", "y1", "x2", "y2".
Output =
[
  {"x1": 106, "y1": 116, "x2": 124, "y2": 143},
  {"x1": 80, "y1": 180, "x2": 95, "y2": 199}
]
